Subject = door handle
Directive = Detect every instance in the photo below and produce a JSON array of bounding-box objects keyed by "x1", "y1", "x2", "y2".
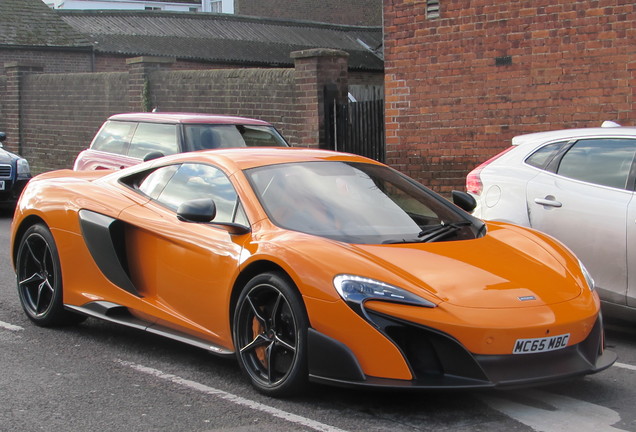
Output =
[{"x1": 534, "y1": 197, "x2": 562, "y2": 208}]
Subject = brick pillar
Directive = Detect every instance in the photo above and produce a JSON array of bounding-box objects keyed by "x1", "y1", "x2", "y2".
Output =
[
  {"x1": 126, "y1": 56, "x2": 175, "y2": 112},
  {"x1": 3, "y1": 62, "x2": 43, "y2": 155},
  {"x1": 291, "y1": 49, "x2": 349, "y2": 149}
]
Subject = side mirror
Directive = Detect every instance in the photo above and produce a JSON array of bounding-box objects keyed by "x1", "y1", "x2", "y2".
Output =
[
  {"x1": 0, "y1": 132, "x2": 6, "y2": 148},
  {"x1": 176, "y1": 198, "x2": 251, "y2": 234},
  {"x1": 143, "y1": 151, "x2": 165, "y2": 162},
  {"x1": 177, "y1": 198, "x2": 216, "y2": 223},
  {"x1": 451, "y1": 190, "x2": 477, "y2": 213}
]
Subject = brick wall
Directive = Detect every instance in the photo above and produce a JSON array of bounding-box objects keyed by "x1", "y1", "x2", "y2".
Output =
[
  {"x1": 0, "y1": 76, "x2": 5, "y2": 132},
  {"x1": 235, "y1": 0, "x2": 382, "y2": 26},
  {"x1": 348, "y1": 72, "x2": 384, "y2": 87},
  {"x1": 0, "y1": 49, "x2": 92, "y2": 74},
  {"x1": 384, "y1": 0, "x2": 636, "y2": 194},
  {"x1": 94, "y1": 55, "x2": 240, "y2": 73},
  {"x1": 148, "y1": 68, "x2": 301, "y2": 144},
  {"x1": 1, "y1": 51, "x2": 352, "y2": 174},
  {"x1": 20, "y1": 72, "x2": 129, "y2": 173}
]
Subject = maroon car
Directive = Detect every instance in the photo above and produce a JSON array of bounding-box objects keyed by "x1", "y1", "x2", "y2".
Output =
[{"x1": 74, "y1": 112, "x2": 289, "y2": 171}]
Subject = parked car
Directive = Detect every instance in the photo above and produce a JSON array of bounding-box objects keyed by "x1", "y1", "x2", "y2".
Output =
[
  {"x1": 12, "y1": 148, "x2": 614, "y2": 396},
  {"x1": 73, "y1": 112, "x2": 289, "y2": 171},
  {"x1": 467, "y1": 122, "x2": 636, "y2": 317},
  {"x1": 0, "y1": 132, "x2": 31, "y2": 209}
]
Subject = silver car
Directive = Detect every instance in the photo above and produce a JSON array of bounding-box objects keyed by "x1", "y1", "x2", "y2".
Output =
[{"x1": 467, "y1": 122, "x2": 636, "y2": 318}]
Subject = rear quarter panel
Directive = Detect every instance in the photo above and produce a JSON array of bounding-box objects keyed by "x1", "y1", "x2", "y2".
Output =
[{"x1": 475, "y1": 149, "x2": 538, "y2": 225}]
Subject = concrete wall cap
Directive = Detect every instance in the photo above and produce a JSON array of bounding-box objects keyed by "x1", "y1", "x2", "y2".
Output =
[
  {"x1": 126, "y1": 56, "x2": 176, "y2": 65},
  {"x1": 290, "y1": 49, "x2": 349, "y2": 60}
]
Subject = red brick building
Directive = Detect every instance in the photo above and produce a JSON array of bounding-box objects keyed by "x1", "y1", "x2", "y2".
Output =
[{"x1": 384, "y1": 0, "x2": 636, "y2": 193}]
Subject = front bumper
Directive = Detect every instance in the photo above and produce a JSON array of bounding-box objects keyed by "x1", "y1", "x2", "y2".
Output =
[
  {"x1": 307, "y1": 312, "x2": 616, "y2": 390},
  {"x1": 0, "y1": 178, "x2": 29, "y2": 208}
]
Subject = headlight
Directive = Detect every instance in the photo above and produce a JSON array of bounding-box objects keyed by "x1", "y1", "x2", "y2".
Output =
[
  {"x1": 579, "y1": 260, "x2": 595, "y2": 292},
  {"x1": 17, "y1": 158, "x2": 30, "y2": 178},
  {"x1": 333, "y1": 275, "x2": 436, "y2": 313}
]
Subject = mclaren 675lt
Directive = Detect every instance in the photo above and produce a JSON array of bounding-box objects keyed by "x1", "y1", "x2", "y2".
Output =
[{"x1": 11, "y1": 148, "x2": 615, "y2": 396}]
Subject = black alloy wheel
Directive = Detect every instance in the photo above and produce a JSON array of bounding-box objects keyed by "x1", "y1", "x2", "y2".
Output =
[
  {"x1": 16, "y1": 224, "x2": 85, "y2": 326},
  {"x1": 233, "y1": 272, "x2": 308, "y2": 396}
]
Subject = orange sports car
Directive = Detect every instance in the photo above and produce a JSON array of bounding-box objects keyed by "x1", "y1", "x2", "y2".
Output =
[{"x1": 10, "y1": 148, "x2": 615, "y2": 396}]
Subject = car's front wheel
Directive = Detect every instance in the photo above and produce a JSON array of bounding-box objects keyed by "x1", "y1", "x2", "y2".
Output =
[
  {"x1": 16, "y1": 224, "x2": 85, "y2": 326},
  {"x1": 233, "y1": 271, "x2": 308, "y2": 397}
]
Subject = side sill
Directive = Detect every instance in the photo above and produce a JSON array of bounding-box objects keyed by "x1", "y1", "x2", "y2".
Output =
[{"x1": 66, "y1": 301, "x2": 234, "y2": 357}]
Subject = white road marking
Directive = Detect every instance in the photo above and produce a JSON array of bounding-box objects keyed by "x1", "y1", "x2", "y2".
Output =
[
  {"x1": 481, "y1": 389, "x2": 626, "y2": 432},
  {"x1": 116, "y1": 359, "x2": 348, "y2": 432},
  {"x1": 614, "y1": 362, "x2": 636, "y2": 372},
  {"x1": 0, "y1": 320, "x2": 23, "y2": 331}
]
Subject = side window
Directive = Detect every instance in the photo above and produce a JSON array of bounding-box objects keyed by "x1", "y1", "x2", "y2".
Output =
[
  {"x1": 128, "y1": 123, "x2": 179, "y2": 159},
  {"x1": 90, "y1": 121, "x2": 136, "y2": 154},
  {"x1": 238, "y1": 126, "x2": 287, "y2": 147},
  {"x1": 137, "y1": 165, "x2": 179, "y2": 199},
  {"x1": 556, "y1": 138, "x2": 636, "y2": 190},
  {"x1": 525, "y1": 141, "x2": 566, "y2": 169},
  {"x1": 155, "y1": 163, "x2": 245, "y2": 224},
  {"x1": 183, "y1": 125, "x2": 288, "y2": 151}
]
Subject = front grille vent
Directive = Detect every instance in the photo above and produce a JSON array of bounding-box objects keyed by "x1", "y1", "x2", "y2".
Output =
[{"x1": 0, "y1": 164, "x2": 12, "y2": 178}]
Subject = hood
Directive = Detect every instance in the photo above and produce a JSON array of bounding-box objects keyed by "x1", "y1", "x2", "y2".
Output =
[
  {"x1": 351, "y1": 223, "x2": 583, "y2": 309},
  {"x1": 0, "y1": 147, "x2": 18, "y2": 163}
]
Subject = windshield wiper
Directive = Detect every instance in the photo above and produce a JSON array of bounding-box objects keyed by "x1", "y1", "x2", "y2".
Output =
[
  {"x1": 417, "y1": 221, "x2": 473, "y2": 243},
  {"x1": 382, "y1": 221, "x2": 473, "y2": 244}
]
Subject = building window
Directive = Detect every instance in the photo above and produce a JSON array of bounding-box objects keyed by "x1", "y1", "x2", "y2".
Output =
[
  {"x1": 145, "y1": 6, "x2": 162, "y2": 11},
  {"x1": 426, "y1": 0, "x2": 440, "y2": 19}
]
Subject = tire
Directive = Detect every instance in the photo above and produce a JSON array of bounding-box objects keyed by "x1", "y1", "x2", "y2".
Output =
[
  {"x1": 233, "y1": 271, "x2": 308, "y2": 397},
  {"x1": 16, "y1": 224, "x2": 86, "y2": 327}
]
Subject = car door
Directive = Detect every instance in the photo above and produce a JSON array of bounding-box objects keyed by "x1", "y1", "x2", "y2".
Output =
[
  {"x1": 525, "y1": 138, "x2": 636, "y2": 305},
  {"x1": 626, "y1": 196, "x2": 636, "y2": 308},
  {"x1": 118, "y1": 162, "x2": 251, "y2": 345}
]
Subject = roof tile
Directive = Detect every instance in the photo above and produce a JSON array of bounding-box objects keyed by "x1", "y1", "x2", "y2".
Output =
[
  {"x1": 0, "y1": 0, "x2": 91, "y2": 47},
  {"x1": 60, "y1": 10, "x2": 383, "y2": 70}
]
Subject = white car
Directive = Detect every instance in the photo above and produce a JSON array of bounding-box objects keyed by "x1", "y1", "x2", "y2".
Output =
[{"x1": 467, "y1": 122, "x2": 636, "y2": 317}]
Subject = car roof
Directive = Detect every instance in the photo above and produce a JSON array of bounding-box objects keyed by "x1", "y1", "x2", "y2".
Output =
[
  {"x1": 512, "y1": 125, "x2": 636, "y2": 147},
  {"x1": 143, "y1": 147, "x2": 382, "y2": 173},
  {"x1": 108, "y1": 112, "x2": 273, "y2": 126}
]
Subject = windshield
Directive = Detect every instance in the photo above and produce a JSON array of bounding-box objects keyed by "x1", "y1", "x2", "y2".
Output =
[
  {"x1": 246, "y1": 161, "x2": 477, "y2": 244},
  {"x1": 184, "y1": 125, "x2": 288, "y2": 150}
]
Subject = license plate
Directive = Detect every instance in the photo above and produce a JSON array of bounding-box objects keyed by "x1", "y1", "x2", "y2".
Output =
[
  {"x1": 0, "y1": 180, "x2": 4, "y2": 191},
  {"x1": 513, "y1": 334, "x2": 570, "y2": 354}
]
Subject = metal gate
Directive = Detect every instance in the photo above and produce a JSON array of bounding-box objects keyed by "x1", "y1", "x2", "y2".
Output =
[{"x1": 324, "y1": 86, "x2": 385, "y2": 162}]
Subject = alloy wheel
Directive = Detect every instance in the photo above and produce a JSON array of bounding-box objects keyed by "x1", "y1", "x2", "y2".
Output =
[{"x1": 234, "y1": 273, "x2": 307, "y2": 395}]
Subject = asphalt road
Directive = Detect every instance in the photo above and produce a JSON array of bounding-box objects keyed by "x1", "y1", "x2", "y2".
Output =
[{"x1": 1, "y1": 211, "x2": 635, "y2": 432}]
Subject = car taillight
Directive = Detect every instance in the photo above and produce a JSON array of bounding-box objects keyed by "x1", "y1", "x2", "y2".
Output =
[
  {"x1": 466, "y1": 167, "x2": 484, "y2": 195},
  {"x1": 466, "y1": 147, "x2": 514, "y2": 196}
]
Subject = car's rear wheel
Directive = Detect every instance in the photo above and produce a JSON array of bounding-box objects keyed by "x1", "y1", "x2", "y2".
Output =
[
  {"x1": 16, "y1": 224, "x2": 85, "y2": 326},
  {"x1": 233, "y1": 272, "x2": 308, "y2": 396}
]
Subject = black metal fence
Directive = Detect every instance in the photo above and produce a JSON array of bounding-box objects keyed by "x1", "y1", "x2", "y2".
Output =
[{"x1": 324, "y1": 87, "x2": 385, "y2": 162}]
